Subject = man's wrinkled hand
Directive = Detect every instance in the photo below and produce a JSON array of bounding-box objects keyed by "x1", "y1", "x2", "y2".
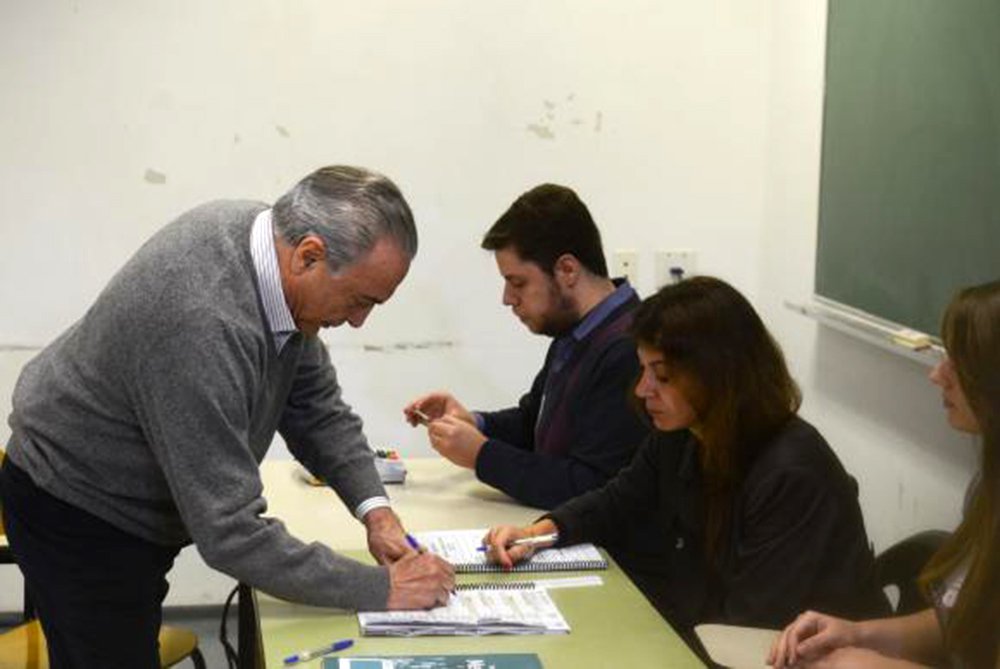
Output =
[
  {"x1": 386, "y1": 552, "x2": 456, "y2": 610},
  {"x1": 363, "y1": 507, "x2": 412, "y2": 565}
]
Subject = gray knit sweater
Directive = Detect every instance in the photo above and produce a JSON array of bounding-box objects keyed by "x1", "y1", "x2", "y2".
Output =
[{"x1": 8, "y1": 200, "x2": 391, "y2": 610}]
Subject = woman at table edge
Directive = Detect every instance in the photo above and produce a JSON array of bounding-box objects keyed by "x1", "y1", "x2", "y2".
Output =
[
  {"x1": 484, "y1": 276, "x2": 889, "y2": 640},
  {"x1": 770, "y1": 280, "x2": 1000, "y2": 669}
]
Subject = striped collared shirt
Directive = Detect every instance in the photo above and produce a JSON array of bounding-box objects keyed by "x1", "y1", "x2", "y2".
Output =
[
  {"x1": 250, "y1": 209, "x2": 298, "y2": 353},
  {"x1": 249, "y1": 209, "x2": 390, "y2": 519}
]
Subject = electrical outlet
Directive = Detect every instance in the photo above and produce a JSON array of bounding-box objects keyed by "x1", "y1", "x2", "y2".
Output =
[
  {"x1": 612, "y1": 249, "x2": 639, "y2": 285},
  {"x1": 655, "y1": 249, "x2": 696, "y2": 287}
]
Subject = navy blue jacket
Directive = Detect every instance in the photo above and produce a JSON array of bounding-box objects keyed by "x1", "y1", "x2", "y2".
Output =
[{"x1": 474, "y1": 294, "x2": 651, "y2": 509}]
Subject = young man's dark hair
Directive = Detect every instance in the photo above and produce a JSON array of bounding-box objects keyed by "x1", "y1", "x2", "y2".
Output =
[{"x1": 481, "y1": 184, "x2": 609, "y2": 277}]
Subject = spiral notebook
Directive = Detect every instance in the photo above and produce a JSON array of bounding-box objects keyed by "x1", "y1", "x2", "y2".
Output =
[
  {"x1": 357, "y1": 583, "x2": 570, "y2": 637},
  {"x1": 413, "y1": 529, "x2": 607, "y2": 574}
]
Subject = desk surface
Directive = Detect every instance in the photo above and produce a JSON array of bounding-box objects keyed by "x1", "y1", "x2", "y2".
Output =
[
  {"x1": 259, "y1": 458, "x2": 703, "y2": 669},
  {"x1": 695, "y1": 624, "x2": 777, "y2": 669},
  {"x1": 262, "y1": 458, "x2": 543, "y2": 549}
]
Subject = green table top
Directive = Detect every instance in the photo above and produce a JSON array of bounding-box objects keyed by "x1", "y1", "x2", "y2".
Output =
[{"x1": 259, "y1": 551, "x2": 703, "y2": 669}]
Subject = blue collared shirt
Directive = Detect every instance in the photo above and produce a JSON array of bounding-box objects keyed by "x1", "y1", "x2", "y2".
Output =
[
  {"x1": 549, "y1": 278, "x2": 636, "y2": 376},
  {"x1": 474, "y1": 278, "x2": 638, "y2": 432}
]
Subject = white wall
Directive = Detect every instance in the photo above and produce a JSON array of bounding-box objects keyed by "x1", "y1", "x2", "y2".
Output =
[
  {"x1": 758, "y1": 1, "x2": 978, "y2": 549},
  {"x1": 0, "y1": 1, "x2": 977, "y2": 610}
]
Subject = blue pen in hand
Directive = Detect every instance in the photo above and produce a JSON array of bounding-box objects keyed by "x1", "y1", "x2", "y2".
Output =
[
  {"x1": 405, "y1": 533, "x2": 423, "y2": 552},
  {"x1": 283, "y1": 638, "x2": 353, "y2": 665},
  {"x1": 406, "y1": 533, "x2": 455, "y2": 597}
]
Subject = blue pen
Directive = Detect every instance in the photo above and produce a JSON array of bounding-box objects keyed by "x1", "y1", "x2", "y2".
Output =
[
  {"x1": 283, "y1": 638, "x2": 353, "y2": 665},
  {"x1": 408, "y1": 533, "x2": 457, "y2": 596}
]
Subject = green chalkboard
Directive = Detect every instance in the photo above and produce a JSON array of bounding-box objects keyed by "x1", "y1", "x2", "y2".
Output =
[{"x1": 816, "y1": 0, "x2": 1000, "y2": 336}]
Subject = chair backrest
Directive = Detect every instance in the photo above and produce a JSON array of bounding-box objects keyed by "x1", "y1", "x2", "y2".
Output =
[
  {"x1": 0, "y1": 620, "x2": 206, "y2": 669},
  {"x1": 237, "y1": 583, "x2": 265, "y2": 669},
  {"x1": 0, "y1": 448, "x2": 36, "y2": 621},
  {"x1": 875, "y1": 529, "x2": 950, "y2": 615},
  {"x1": 1, "y1": 447, "x2": 6, "y2": 534}
]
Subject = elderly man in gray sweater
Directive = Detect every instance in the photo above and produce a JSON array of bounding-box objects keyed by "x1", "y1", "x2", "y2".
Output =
[{"x1": 0, "y1": 166, "x2": 454, "y2": 668}]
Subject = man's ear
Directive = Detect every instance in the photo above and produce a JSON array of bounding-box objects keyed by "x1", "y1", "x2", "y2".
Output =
[
  {"x1": 552, "y1": 253, "x2": 582, "y2": 288},
  {"x1": 292, "y1": 235, "x2": 327, "y2": 274}
]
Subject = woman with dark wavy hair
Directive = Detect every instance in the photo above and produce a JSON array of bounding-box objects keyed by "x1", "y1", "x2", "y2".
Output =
[
  {"x1": 771, "y1": 280, "x2": 1000, "y2": 669},
  {"x1": 484, "y1": 276, "x2": 887, "y2": 638}
]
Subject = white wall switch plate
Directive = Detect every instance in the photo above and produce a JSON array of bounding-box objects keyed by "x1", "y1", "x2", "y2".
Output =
[
  {"x1": 613, "y1": 249, "x2": 639, "y2": 285},
  {"x1": 655, "y1": 249, "x2": 697, "y2": 287}
]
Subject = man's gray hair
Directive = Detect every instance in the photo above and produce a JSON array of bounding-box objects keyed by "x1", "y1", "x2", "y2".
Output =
[{"x1": 272, "y1": 166, "x2": 417, "y2": 272}]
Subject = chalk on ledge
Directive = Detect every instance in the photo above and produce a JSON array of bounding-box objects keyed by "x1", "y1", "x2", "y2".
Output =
[{"x1": 891, "y1": 328, "x2": 931, "y2": 350}]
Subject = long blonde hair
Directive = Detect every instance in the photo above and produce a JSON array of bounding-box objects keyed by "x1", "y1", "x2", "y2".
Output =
[{"x1": 919, "y1": 280, "x2": 1000, "y2": 667}]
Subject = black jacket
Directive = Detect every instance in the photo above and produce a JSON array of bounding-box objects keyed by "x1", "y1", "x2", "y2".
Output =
[{"x1": 549, "y1": 416, "x2": 890, "y2": 632}]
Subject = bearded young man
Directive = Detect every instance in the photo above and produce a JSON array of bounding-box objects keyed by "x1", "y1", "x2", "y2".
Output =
[{"x1": 405, "y1": 184, "x2": 652, "y2": 509}]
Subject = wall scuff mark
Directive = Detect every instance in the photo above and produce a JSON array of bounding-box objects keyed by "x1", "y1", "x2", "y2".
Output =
[
  {"x1": 361, "y1": 340, "x2": 457, "y2": 353},
  {"x1": 526, "y1": 123, "x2": 555, "y2": 140},
  {"x1": 143, "y1": 169, "x2": 167, "y2": 185}
]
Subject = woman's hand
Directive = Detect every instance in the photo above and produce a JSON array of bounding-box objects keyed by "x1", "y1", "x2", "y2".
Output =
[
  {"x1": 786, "y1": 647, "x2": 923, "y2": 668},
  {"x1": 481, "y1": 520, "x2": 559, "y2": 570},
  {"x1": 769, "y1": 610, "x2": 860, "y2": 668}
]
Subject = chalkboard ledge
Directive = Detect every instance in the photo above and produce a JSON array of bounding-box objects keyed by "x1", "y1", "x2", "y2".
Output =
[{"x1": 785, "y1": 297, "x2": 942, "y2": 367}]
